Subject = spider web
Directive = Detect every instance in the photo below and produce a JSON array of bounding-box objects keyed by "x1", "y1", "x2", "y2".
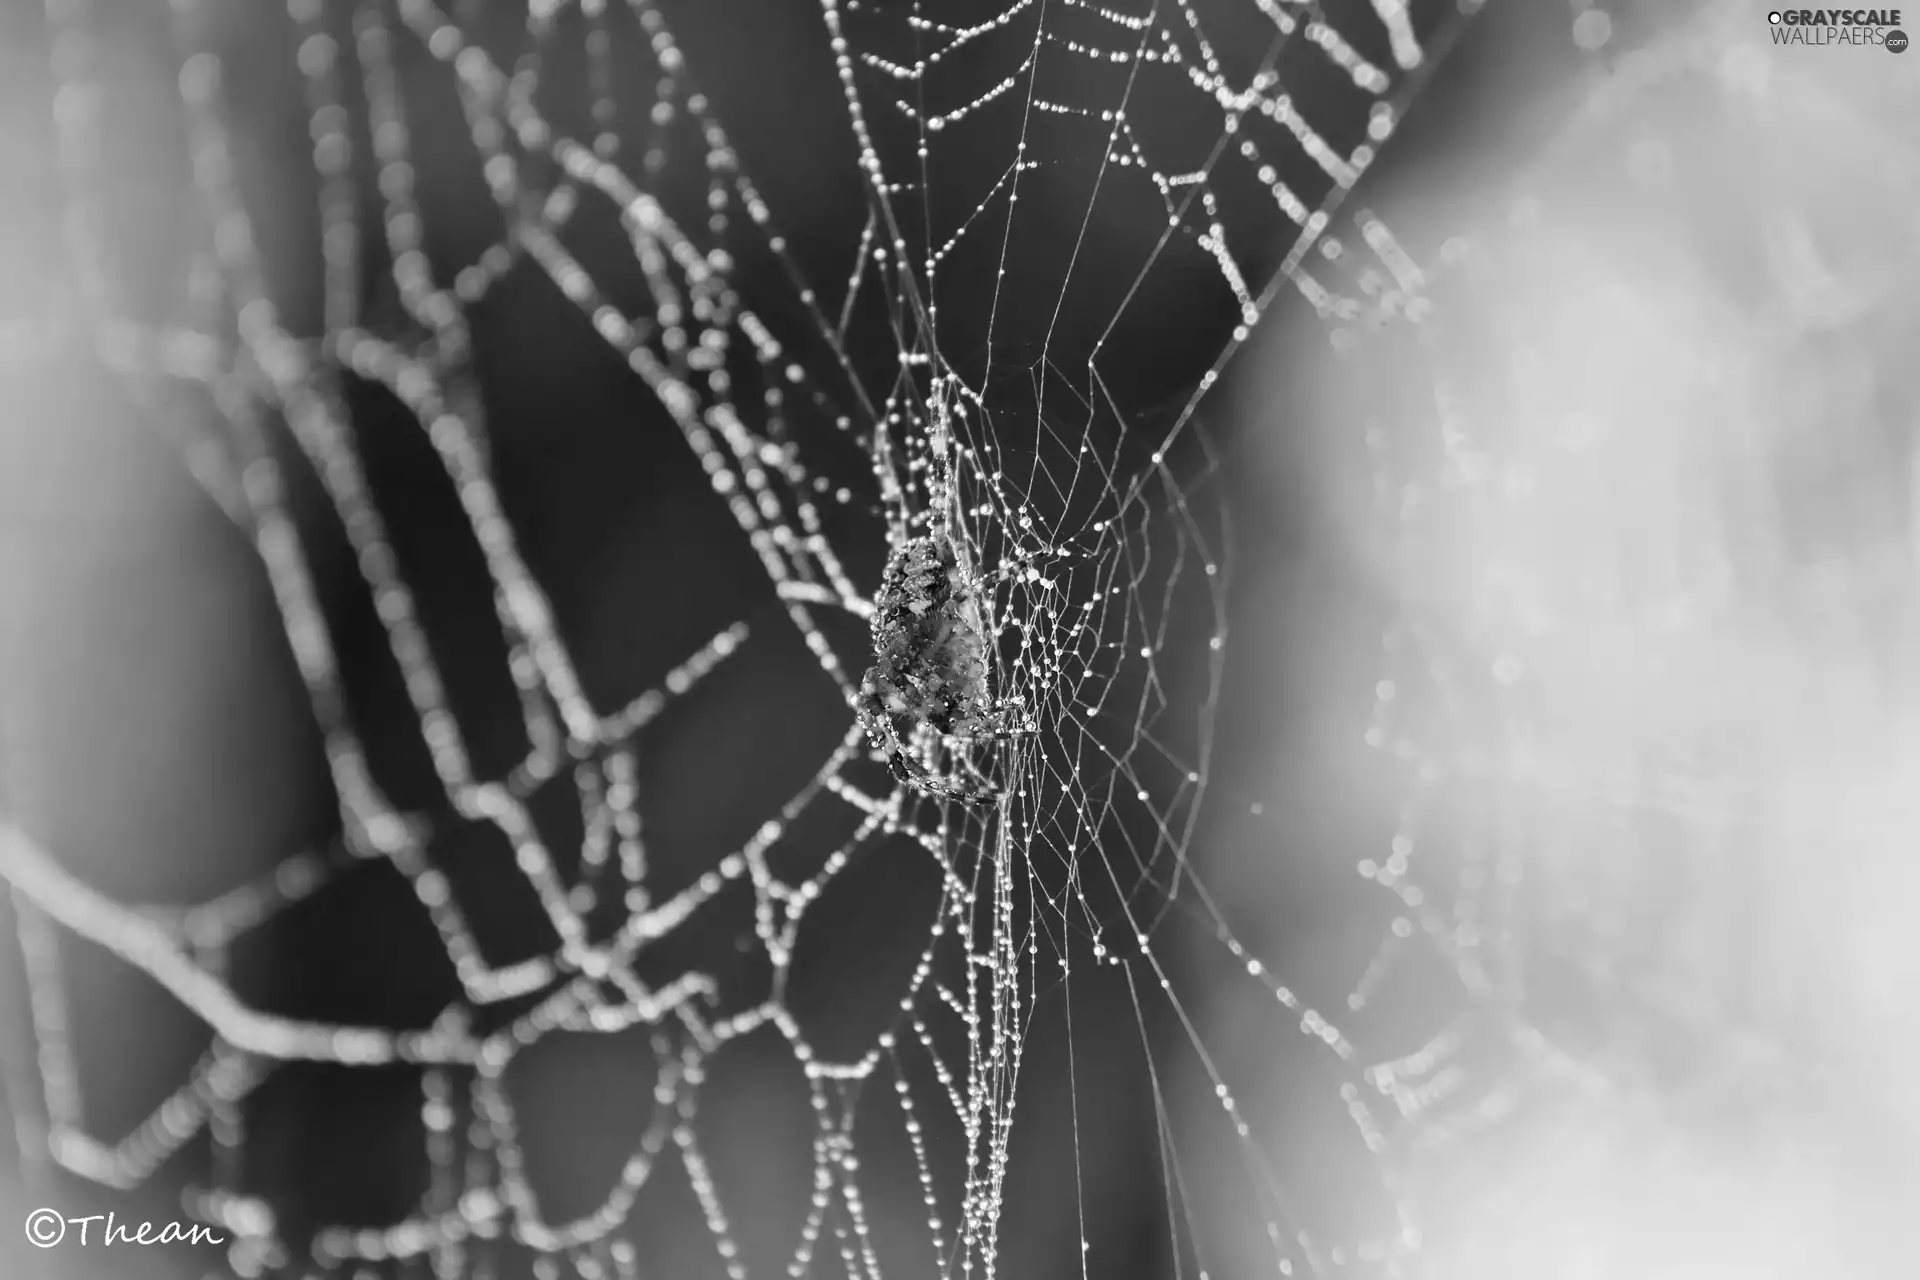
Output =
[{"x1": 0, "y1": 0, "x2": 1494, "y2": 1277}]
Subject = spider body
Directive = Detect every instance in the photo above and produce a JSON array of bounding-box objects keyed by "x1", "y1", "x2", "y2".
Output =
[{"x1": 857, "y1": 534, "x2": 1027, "y2": 802}]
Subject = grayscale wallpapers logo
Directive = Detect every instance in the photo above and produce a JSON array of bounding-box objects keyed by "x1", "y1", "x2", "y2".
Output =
[{"x1": 1768, "y1": 9, "x2": 1908, "y2": 48}]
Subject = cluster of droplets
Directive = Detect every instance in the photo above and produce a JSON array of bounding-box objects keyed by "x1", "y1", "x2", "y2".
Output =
[{"x1": 828, "y1": 0, "x2": 1480, "y2": 391}]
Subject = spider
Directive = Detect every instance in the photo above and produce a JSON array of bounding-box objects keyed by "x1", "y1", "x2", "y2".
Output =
[
  {"x1": 854, "y1": 372, "x2": 1053, "y2": 802},
  {"x1": 856, "y1": 531, "x2": 1033, "y2": 803}
]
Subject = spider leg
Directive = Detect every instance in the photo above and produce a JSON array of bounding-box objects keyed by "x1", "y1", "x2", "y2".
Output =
[
  {"x1": 878, "y1": 711, "x2": 1008, "y2": 804},
  {"x1": 886, "y1": 741, "x2": 996, "y2": 804}
]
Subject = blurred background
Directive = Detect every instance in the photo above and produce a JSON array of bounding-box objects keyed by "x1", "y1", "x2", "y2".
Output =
[
  {"x1": 4, "y1": 1, "x2": 1920, "y2": 1278},
  {"x1": 1199, "y1": 3, "x2": 1920, "y2": 1276}
]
